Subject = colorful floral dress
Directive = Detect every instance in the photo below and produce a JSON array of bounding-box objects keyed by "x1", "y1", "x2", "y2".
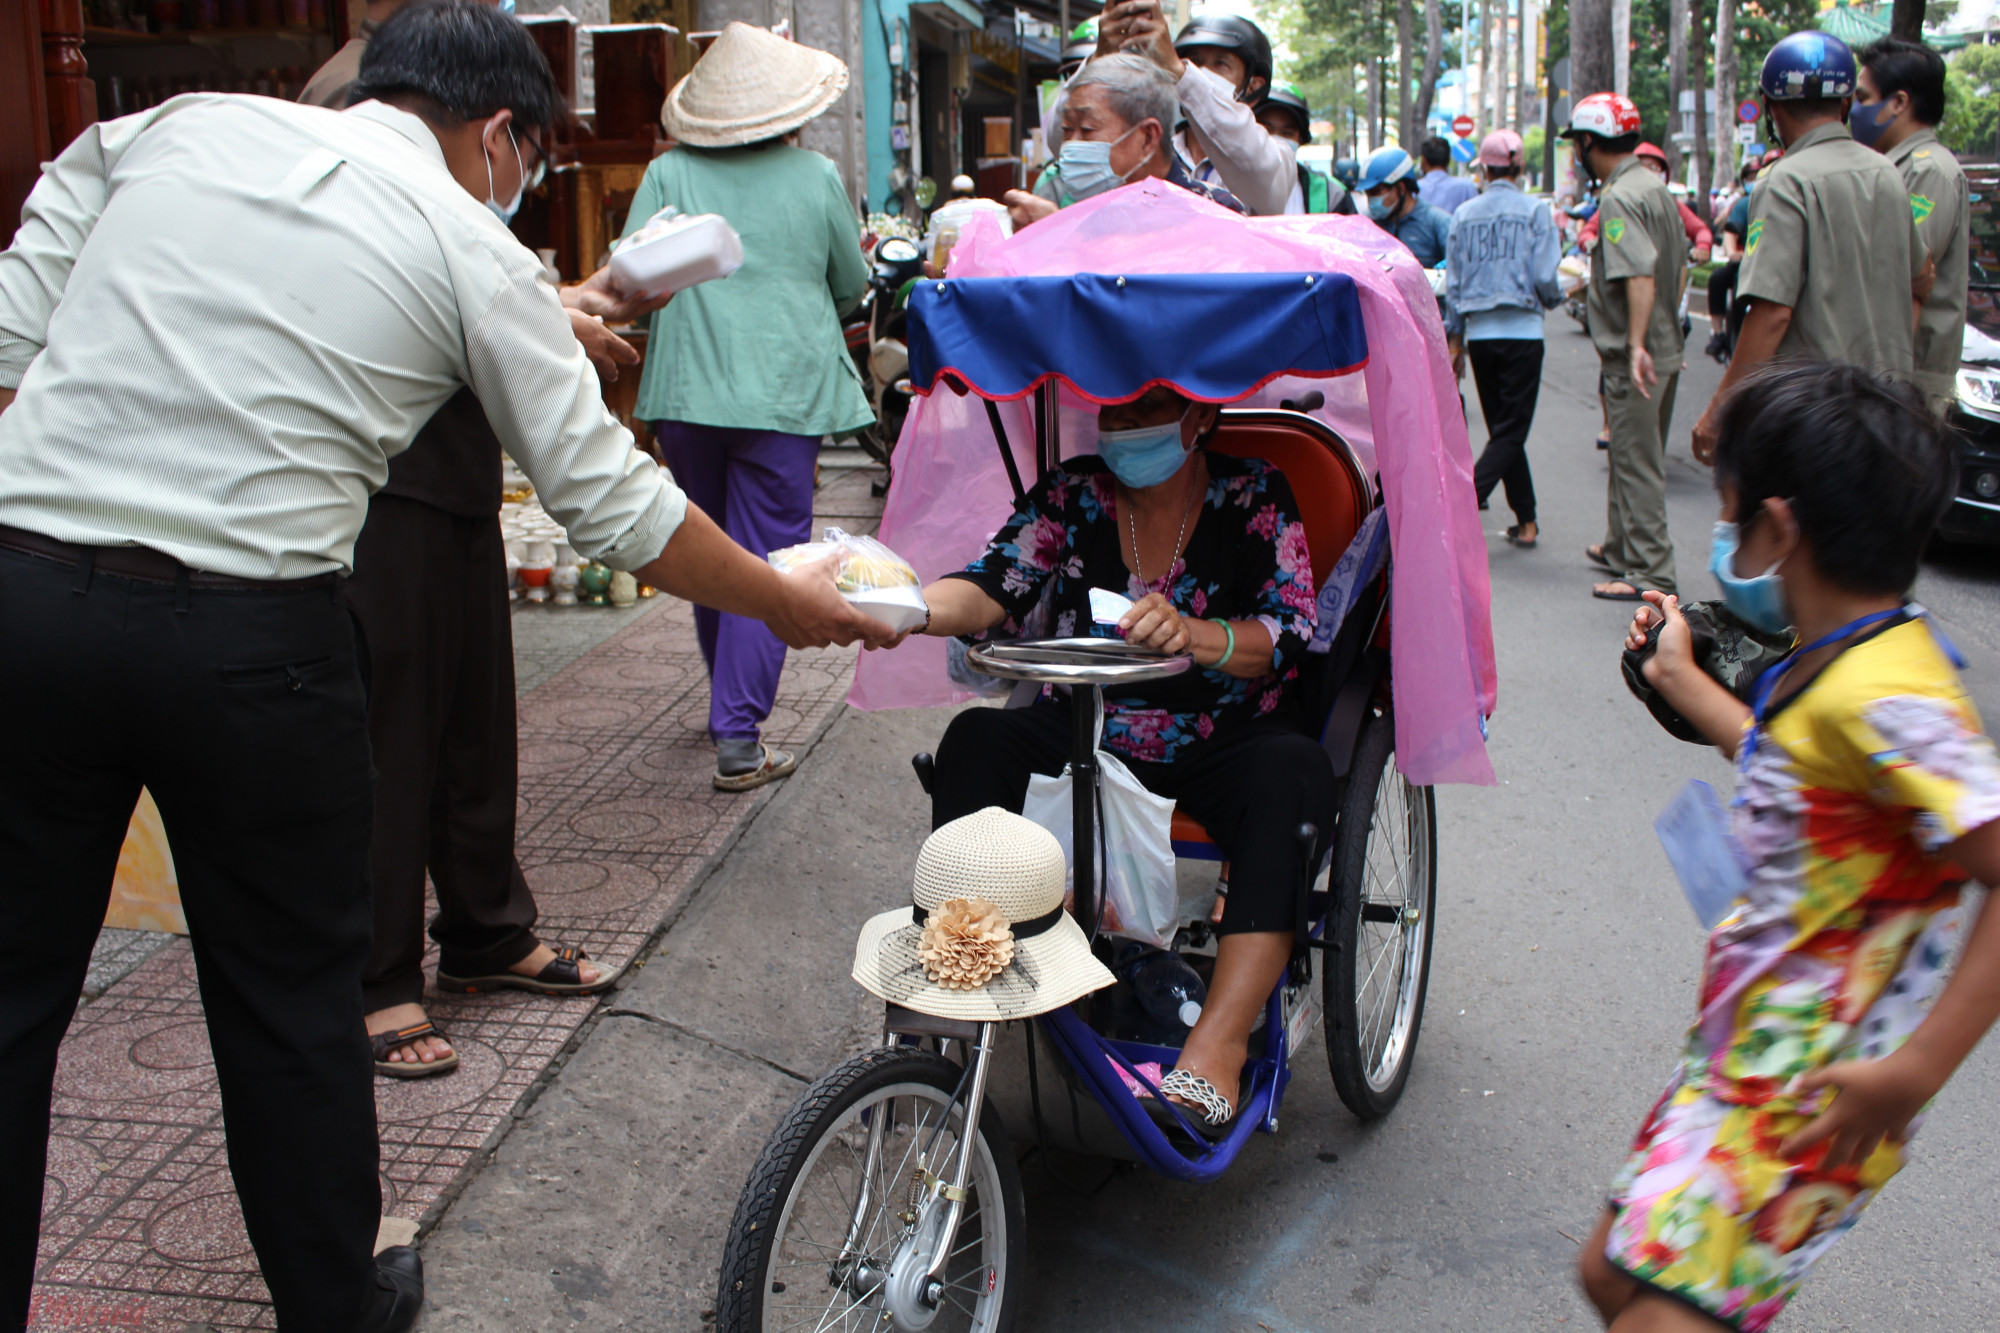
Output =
[
  {"x1": 942, "y1": 452, "x2": 1316, "y2": 765},
  {"x1": 1605, "y1": 616, "x2": 2000, "y2": 1329}
]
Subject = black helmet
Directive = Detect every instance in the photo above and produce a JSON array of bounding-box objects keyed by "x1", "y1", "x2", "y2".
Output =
[
  {"x1": 1261, "y1": 81, "x2": 1311, "y2": 144},
  {"x1": 1173, "y1": 13, "x2": 1273, "y2": 102}
]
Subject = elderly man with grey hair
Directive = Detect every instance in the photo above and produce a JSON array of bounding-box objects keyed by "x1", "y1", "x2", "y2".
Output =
[{"x1": 1007, "y1": 53, "x2": 1245, "y2": 229}]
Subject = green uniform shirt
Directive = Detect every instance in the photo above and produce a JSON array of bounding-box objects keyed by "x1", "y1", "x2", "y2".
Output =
[
  {"x1": 623, "y1": 145, "x2": 873, "y2": 437},
  {"x1": 1586, "y1": 157, "x2": 1688, "y2": 374},
  {"x1": 1737, "y1": 120, "x2": 1922, "y2": 379},
  {"x1": 1888, "y1": 127, "x2": 1970, "y2": 402}
]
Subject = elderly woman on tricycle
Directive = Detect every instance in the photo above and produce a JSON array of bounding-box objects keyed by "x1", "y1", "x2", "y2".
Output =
[{"x1": 894, "y1": 383, "x2": 1334, "y2": 1135}]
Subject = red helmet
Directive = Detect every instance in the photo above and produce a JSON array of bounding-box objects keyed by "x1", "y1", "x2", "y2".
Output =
[
  {"x1": 1635, "y1": 141, "x2": 1669, "y2": 166},
  {"x1": 1561, "y1": 92, "x2": 1642, "y2": 140}
]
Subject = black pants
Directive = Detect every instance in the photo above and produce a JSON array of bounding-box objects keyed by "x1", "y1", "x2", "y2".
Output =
[
  {"x1": 0, "y1": 545, "x2": 379, "y2": 1331},
  {"x1": 344, "y1": 494, "x2": 537, "y2": 1010},
  {"x1": 1706, "y1": 260, "x2": 1740, "y2": 319},
  {"x1": 1468, "y1": 338, "x2": 1544, "y2": 526},
  {"x1": 931, "y1": 701, "x2": 1334, "y2": 935}
]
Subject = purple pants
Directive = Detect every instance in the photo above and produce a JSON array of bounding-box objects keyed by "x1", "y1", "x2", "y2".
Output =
[{"x1": 654, "y1": 421, "x2": 818, "y2": 742}]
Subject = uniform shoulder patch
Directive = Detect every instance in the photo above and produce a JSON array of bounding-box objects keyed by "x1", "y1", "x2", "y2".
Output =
[
  {"x1": 1746, "y1": 218, "x2": 1763, "y2": 252},
  {"x1": 1915, "y1": 149, "x2": 1932, "y2": 159},
  {"x1": 1912, "y1": 194, "x2": 1935, "y2": 223},
  {"x1": 1605, "y1": 217, "x2": 1626, "y2": 244}
]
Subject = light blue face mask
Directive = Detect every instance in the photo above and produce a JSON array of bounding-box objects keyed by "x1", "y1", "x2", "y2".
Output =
[
  {"x1": 1367, "y1": 193, "x2": 1393, "y2": 222},
  {"x1": 485, "y1": 125, "x2": 526, "y2": 225},
  {"x1": 1057, "y1": 124, "x2": 1142, "y2": 203},
  {"x1": 1097, "y1": 411, "x2": 1192, "y2": 489},
  {"x1": 1708, "y1": 520, "x2": 1791, "y2": 633}
]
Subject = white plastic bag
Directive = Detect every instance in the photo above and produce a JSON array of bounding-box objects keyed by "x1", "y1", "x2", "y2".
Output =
[
  {"x1": 607, "y1": 207, "x2": 745, "y2": 300},
  {"x1": 769, "y1": 527, "x2": 929, "y2": 633},
  {"x1": 1021, "y1": 748, "x2": 1179, "y2": 948}
]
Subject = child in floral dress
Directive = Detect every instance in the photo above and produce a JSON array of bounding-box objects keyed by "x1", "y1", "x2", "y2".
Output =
[{"x1": 1579, "y1": 363, "x2": 2000, "y2": 1331}]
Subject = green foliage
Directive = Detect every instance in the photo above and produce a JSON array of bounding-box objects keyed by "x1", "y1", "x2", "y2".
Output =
[
  {"x1": 1523, "y1": 123, "x2": 1547, "y2": 162},
  {"x1": 1942, "y1": 43, "x2": 2000, "y2": 157},
  {"x1": 1270, "y1": 0, "x2": 1467, "y2": 147}
]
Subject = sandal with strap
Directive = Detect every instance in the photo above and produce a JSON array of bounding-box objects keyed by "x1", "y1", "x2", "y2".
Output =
[
  {"x1": 1144, "y1": 1068, "x2": 1239, "y2": 1144},
  {"x1": 371, "y1": 1019, "x2": 459, "y2": 1079},
  {"x1": 436, "y1": 945, "x2": 618, "y2": 997}
]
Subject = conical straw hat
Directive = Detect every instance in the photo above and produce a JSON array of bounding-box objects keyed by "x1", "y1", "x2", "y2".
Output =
[
  {"x1": 661, "y1": 21, "x2": 849, "y2": 148},
  {"x1": 852, "y1": 808, "x2": 1114, "y2": 1022}
]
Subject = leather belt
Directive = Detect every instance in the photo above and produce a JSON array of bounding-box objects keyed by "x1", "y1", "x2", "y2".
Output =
[{"x1": 0, "y1": 523, "x2": 341, "y2": 591}]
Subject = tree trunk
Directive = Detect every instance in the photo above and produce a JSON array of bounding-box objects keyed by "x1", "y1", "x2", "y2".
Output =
[
  {"x1": 1611, "y1": 0, "x2": 1630, "y2": 95},
  {"x1": 1363, "y1": 0, "x2": 1381, "y2": 149},
  {"x1": 1482, "y1": 0, "x2": 1496, "y2": 131},
  {"x1": 1690, "y1": 0, "x2": 1709, "y2": 225},
  {"x1": 1713, "y1": 0, "x2": 1735, "y2": 190},
  {"x1": 1668, "y1": 0, "x2": 1686, "y2": 180},
  {"x1": 1571, "y1": 0, "x2": 1612, "y2": 98},
  {"x1": 1515, "y1": 0, "x2": 1529, "y2": 132},
  {"x1": 1416, "y1": 0, "x2": 1442, "y2": 133},
  {"x1": 1891, "y1": 0, "x2": 1926, "y2": 41},
  {"x1": 1398, "y1": 0, "x2": 1415, "y2": 145}
]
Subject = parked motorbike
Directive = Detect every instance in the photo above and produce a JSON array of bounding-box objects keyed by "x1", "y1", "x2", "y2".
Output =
[{"x1": 843, "y1": 235, "x2": 926, "y2": 481}]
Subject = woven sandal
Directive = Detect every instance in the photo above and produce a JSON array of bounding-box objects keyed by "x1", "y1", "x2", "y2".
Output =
[
  {"x1": 713, "y1": 742, "x2": 797, "y2": 792},
  {"x1": 371, "y1": 1019, "x2": 458, "y2": 1079},
  {"x1": 436, "y1": 945, "x2": 617, "y2": 997},
  {"x1": 1142, "y1": 1068, "x2": 1239, "y2": 1144}
]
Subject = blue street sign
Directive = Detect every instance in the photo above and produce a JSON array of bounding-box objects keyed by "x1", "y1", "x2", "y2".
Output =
[{"x1": 1452, "y1": 136, "x2": 1476, "y2": 164}]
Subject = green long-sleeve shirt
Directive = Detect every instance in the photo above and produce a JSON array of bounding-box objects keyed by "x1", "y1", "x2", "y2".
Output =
[{"x1": 621, "y1": 145, "x2": 873, "y2": 437}]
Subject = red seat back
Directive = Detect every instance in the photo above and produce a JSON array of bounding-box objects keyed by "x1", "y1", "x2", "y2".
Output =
[{"x1": 1205, "y1": 410, "x2": 1373, "y2": 589}]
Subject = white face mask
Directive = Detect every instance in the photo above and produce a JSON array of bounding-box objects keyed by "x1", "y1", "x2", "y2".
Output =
[{"x1": 484, "y1": 122, "x2": 526, "y2": 225}]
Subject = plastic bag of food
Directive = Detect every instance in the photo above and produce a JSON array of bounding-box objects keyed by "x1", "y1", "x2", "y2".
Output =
[{"x1": 768, "y1": 527, "x2": 929, "y2": 634}]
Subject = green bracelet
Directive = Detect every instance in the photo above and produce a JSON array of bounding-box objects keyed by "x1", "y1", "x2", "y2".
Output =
[{"x1": 1212, "y1": 619, "x2": 1235, "y2": 669}]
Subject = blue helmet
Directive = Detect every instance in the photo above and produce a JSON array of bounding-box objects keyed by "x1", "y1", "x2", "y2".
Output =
[
  {"x1": 1759, "y1": 31, "x2": 1856, "y2": 102},
  {"x1": 1355, "y1": 146, "x2": 1419, "y2": 192}
]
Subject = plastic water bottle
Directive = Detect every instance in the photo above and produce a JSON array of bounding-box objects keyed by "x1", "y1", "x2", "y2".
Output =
[{"x1": 1114, "y1": 944, "x2": 1207, "y2": 1032}]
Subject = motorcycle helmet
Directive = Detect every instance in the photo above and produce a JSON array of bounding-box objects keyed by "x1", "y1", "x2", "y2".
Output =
[
  {"x1": 1760, "y1": 30, "x2": 1855, "y2": 101},
  {"x1": 1331, "y1": 156, "x2": 1361, "y2": 189},
  {"x1": 1260, "y1": 82, "x2": 1312, "y2": 144},
  {"x1": 1559, "y1": 92, "x2": 1642, "y2": 142},
  {"x1": 1355, "y1": 145, "x2": 1419, "y2": 193},
  {"x1": 1060, "y1": 17, "x2": 1097, "y2": 74},
  {"x1": 1173, "y1": 14, "x2": 1274, "y2": 103}
]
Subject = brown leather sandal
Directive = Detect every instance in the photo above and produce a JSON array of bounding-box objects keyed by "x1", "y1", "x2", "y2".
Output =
[
  {"x1": 436, "y1": 945, "x2": 617, "y2": 997},
  {"x1": 371, "y1": 1019, "x2": 459, "y2": 1079}
]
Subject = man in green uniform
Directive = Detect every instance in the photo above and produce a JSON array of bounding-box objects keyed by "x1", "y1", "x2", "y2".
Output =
[
  {"x1": 1562, "y1": 92, "x2": 1687, "y2": 601},
  {"x1": 1692, "y1": 31, "x2": 1924, "y2": 462},
  {"x1": 1855, "y1": 36, "x2": 1968, "y2": 408}
]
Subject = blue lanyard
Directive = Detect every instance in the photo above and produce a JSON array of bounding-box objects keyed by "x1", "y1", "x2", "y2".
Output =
[{"x1": 1742, "y1": 604, "x2": 1966, "y2": 759}]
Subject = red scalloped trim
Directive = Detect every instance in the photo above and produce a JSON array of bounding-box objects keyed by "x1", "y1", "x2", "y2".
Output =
[{"x1": 912, "y1": 358, "x2": 1370, "y2": 406}]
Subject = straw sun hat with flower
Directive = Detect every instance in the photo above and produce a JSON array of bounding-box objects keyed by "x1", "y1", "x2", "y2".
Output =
[
  {"x1": 852, "y1": 808, "x2": 1115, "y2": 1023},
  {"x1": 660, "y1": 21, "x2": 849, "y2": 148}
]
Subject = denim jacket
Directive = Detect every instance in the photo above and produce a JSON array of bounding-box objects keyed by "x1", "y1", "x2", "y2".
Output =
[{"x1": 1442, "y1": 180, "x2": 1562, "y2": 336}]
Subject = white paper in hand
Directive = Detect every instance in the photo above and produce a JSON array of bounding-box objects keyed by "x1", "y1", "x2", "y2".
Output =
[
  {"x1": 1089, "y1": 588, "x2": 1134, "y2": 625},
  {"x1": 1654, "y1": 779, "x2": 1750, "y2": 929}
]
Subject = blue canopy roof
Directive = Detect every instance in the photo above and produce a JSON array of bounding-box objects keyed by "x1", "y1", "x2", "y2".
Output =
[{"x1": 905, "y1": 272, "x2": 1369, "y2": 404}]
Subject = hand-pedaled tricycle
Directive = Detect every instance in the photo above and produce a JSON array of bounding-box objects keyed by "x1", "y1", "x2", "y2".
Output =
[{"x1": 716, "y1": 272, "x2": 1439, "y2": 1332}]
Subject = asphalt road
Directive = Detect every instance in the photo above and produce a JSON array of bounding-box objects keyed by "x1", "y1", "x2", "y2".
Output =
[{"x1": 415, "y1": 315, "x2": 2000, "y2": 1331}]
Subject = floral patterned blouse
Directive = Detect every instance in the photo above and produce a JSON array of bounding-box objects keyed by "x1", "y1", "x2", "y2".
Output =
[{"x1": 944, "y1": 453, "x2": 1317, "y2": 765}]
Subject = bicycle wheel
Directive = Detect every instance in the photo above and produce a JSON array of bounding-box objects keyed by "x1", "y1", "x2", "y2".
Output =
[
  {"x1": 717, "y1": 1046, "x2": 1023, "y2": 1333},
  {"x1": 1325, "y1": 705, "x2": 1437, "y2": 1121}
]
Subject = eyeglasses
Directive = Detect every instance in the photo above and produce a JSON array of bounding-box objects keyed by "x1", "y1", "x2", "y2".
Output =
[{"x1": 508, "y1": 126, "x2": 549, "y2": 192}]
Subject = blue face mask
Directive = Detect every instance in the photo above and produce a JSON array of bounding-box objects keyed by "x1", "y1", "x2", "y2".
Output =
[
  {"x1": 1708, "y1": 520, "x2": 1791, "y2": 633},
  {"x1": 1057, "y1": 124, "x2": 1141, "y2": 203},
  {"x1": 1367, "y1": 194, "x2": 1394, "y2": 222},
  {"x1": 1097, "y1": 412, "x2": 1192, "y2": 489},
  {"x1": 1849, "y1": 98, "x2": 1897, "y2": 148},
  {"x1": 485, "y1": 125, "x2": 526, "y2": 225}
]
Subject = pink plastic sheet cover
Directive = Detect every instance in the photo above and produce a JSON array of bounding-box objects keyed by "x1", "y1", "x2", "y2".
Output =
[{"x1": 847, "y1": 180, "x2": 1497, "y2": 787}]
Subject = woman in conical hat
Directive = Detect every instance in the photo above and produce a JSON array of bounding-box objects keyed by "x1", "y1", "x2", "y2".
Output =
[{"x1": 621, "y1": 22, "x2": 873, "y2": 792}]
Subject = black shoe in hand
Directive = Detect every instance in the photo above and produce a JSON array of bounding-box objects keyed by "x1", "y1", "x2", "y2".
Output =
[{"x1": 359, "y1": 1245, "x2": 424, "y2": 1333}]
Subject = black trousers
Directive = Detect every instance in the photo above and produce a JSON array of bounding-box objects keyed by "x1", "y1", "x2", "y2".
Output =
[
  {"x1": 343, "y1": 494, "x2": 537, "y2": 1010},
  {"x1": 1706, "y1": 260, "x2": 1740, "y2": 319},
  {"x1": 0, "y1": 545, "x2": 379, "y2": 1331},
  {"x1": 931, "y1": 701, "x2": 1334, "y2": 935},
  {"x1": 1468, "y1": 338, "x2": 1544, "y2": 526}
]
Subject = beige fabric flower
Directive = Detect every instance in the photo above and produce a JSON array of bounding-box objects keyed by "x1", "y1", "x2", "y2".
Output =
[{"x1": 918, "y1": 897, "x2": 1016, "y2": 990}]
